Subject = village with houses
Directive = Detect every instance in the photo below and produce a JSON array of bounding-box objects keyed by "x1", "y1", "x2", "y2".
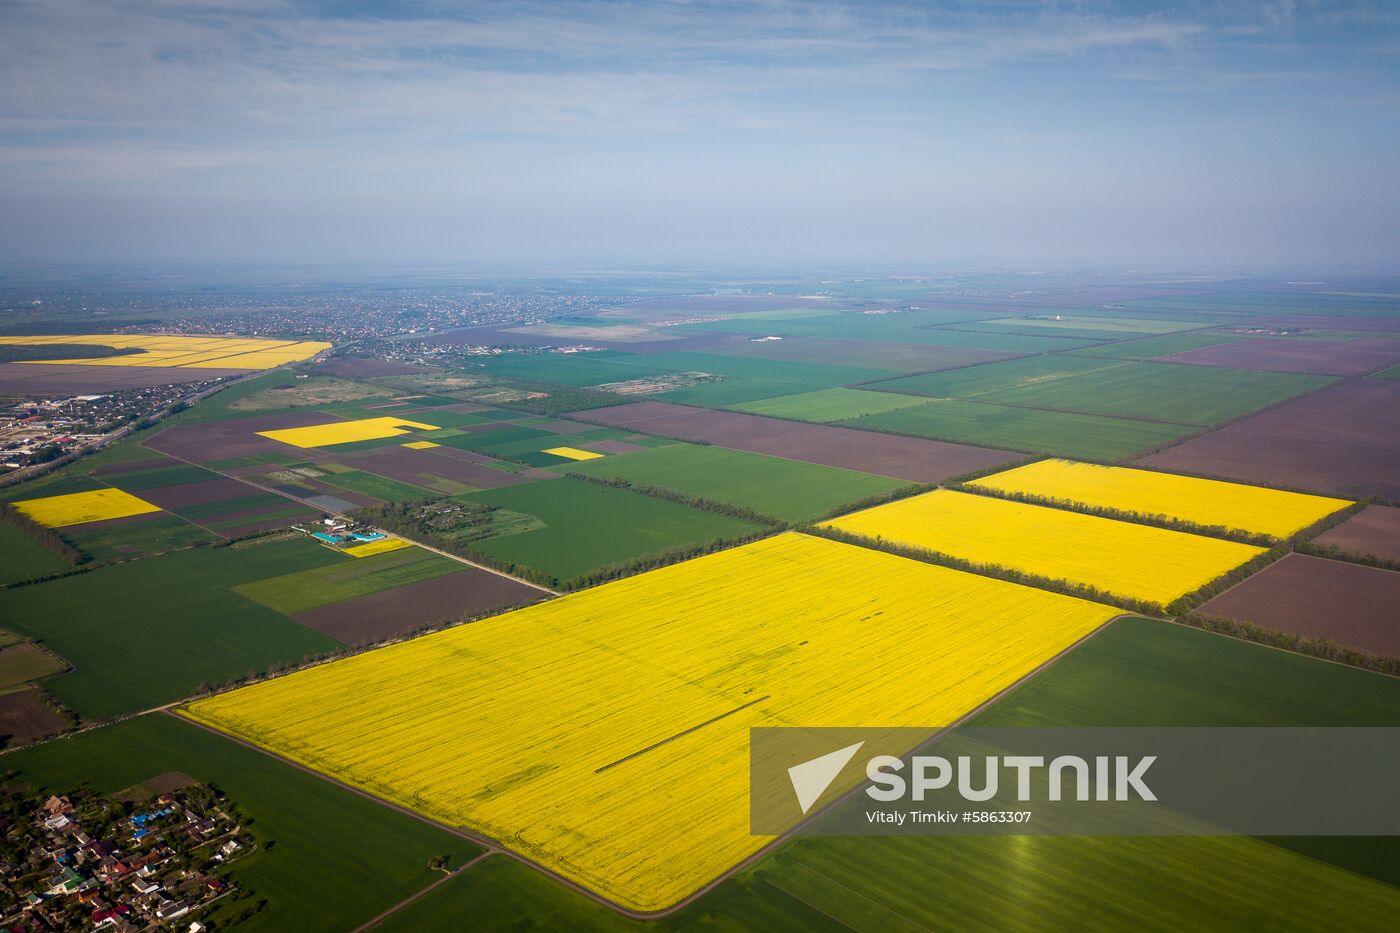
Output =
[
  {"x1": 0, "y1": 781, "x2": 251, "y2": 931},
  {"x1": 1, "y1": 385, "x2": 218, "y2": 476}
]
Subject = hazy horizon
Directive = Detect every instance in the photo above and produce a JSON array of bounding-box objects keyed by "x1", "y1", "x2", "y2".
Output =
[{"x1": 3, "y1": 1, "x2": 1398, "y2": 270}]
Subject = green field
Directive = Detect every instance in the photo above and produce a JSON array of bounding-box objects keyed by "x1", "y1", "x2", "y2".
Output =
[
  {"x1": 868, "y1": 356, "x2": 1334, "y2": 425},
  {"x1": 844, "y1": 398, "x2": 1192, "y2": 460},
  {"x1": 374, "y1": 617, "x2": 1400, "y2": 931},
  {"x1": 234, "y1": 545, "x2": 465, "y2": 614},
  {"x1": 433, "y1": 423, "x2": 625, "y2": 466},
  {"x1": 557, "y1": 443, "x2": 909, "y2": 522},
  {"x1": 316, "y1": 468, "x2": 438, "y2": 503},
  {"x1": 979, "y1": 315, "x2": 1210, "y2": 334},
  {"x1": 68, "y1": 440, "x2": 169, "y2": 474},
  {"x1": 674, "y1": 312, "x2": 1095, "y2": 352},
  {"x1": 478, "y1": 349, "x2": 900, "y2": 407},
  {"x1": 1072, "y1": 331, "x2": 1247, "y2": 360},
  {"x1": 61, "y1": 512, "x2": 219, "y2": 563},
  {"x1": 1, "y1": 713, "x2": 481, "y2": 932},
  {"x1": 0, "y1": 538, "x2": 342, "y2": 719},
  {"x1": 1, "y1": 473, "x2": 106, "y2": 503},
  {"x1": 705, "y1": 336, "x2": 1021, "y2": 373},
  {"x1": 727, "y1": 387, "x2": 929, "y2": 422},
  {"x1": 865, "y1": 354, "x2": 1126, "y2": 398},
  {"x1": 457, "y1": 477, "x2": 765, "y2": 582},
  {"x1": 0, "y1": 520, "x2": 69, "y2": 584}
]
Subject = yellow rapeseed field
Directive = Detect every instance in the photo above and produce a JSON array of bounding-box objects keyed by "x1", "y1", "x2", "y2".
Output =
[
  {"x1": 13, "y1": 487, "x2": 162, "y2": 527},
  {"x1": 821, "y1": 489, "x2": 1264, "y2": 605},
  {"x1": 401, "y1": 440, "x2": 440, "y2": 449},
  {"x1": 966, "y1": 458, "x2": 1349, "y2": 539},
  {"x1": 341, "y1": 537, "x2": 411, "y2": 558},
  {"x1": 0, "y1": 334, "x2": 329, "y2": 369},
  {"x1": 181, "y1": 532, "x2": 1117, "y2": 913},
  {"x1": 256, "y1": 417, "x2": 440, "y2": 448},
  {"x1": 542, "y1": 445, "x2": 605, "y2": 461}
]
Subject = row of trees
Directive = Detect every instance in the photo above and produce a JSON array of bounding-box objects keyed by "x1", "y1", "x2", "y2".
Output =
[
  {"x1": 946, "y1": 483, "x2": 1276, "y2": 547},
  {"x1": 1181, "y1": 612, "x2": 1400, "y2": 676},
  {"x1": 803, "y1": 523, "x2": 1166, "y2": 617},
  {"x1": 1, "y1": 501, "x2": 84, "y2": 564},
  {"x1": 563, "y1": 472, "x2": 781, "y2": 525}
]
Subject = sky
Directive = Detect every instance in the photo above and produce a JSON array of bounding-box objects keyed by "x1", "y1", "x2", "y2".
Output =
[{"x1": 1, "y1": 0, "x2": 1398, "y2": 270}]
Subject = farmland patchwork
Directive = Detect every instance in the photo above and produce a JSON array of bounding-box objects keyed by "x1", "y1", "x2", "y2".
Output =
[{"x1": 181, "y1": 532, "x2": 1118, "y2": 912}]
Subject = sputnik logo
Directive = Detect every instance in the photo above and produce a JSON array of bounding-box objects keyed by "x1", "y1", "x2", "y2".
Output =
[{"x1": 787, "y1": 741, "x2": 864, "y2": 814}]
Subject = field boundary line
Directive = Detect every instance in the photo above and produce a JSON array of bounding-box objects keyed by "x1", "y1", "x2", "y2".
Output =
[
  {"x1": 1161, "y1": 616, "x2": 1400, "y2": 681},
  {"x1": 164, "y1": 710, "x2": 669, "y2": 920},
  {"x1": 354, "y1": 851, "x2": 493, "y2": 933}
]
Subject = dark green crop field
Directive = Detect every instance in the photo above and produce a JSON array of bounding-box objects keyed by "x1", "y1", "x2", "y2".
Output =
[
  {"x1": 0, "y1": 538, "x2": 342, "y2": 719},
  {"x1": 727, "y1": 387, "x2": 929, "y2": 422},
  {"x1": 457, "y1": 477, "x2": 765, "y2": 582},
  {"x1": 0, "y1": 519, "x2": 69, "y2": 584},
  {"x1": 844, "y1": 398, "x2": 1192, "y2": 461},
  {"x1": 867, "y1": 356, "x2": 1334, "y2": 425},
  {"x1": 558, "y1": 443, "x2": 909, "y2": 522}
]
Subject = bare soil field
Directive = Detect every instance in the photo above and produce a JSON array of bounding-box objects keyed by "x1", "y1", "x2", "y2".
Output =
[
  {"x1": 340, "y1": 447, "x2": 529, "y2": 490},
  {"x1": 311, "y1": 357, "x2": 431, "y2": 378},
  {"x1": 137, "y1": 476, "x2": 267, "y2": 510},
  {"x1": 570, "y1": 401, "x2": 1020, "y2": 482},
  {"x1": 93, "y1": 455, "x2": 184, "y2": 475},
  {"x1": 1199, "y1": 553, "x2": 1400, "y2": 657},
  {"x1": 0, "y1": 363, "x2": 246, "y2": 394},
  {"x1": 280, "y1": 478, "x2": 380, "y2": 509},
  {"x1": 1137, "y1": 381, "x2": 1400, "y2": 500},
  {"x1": 0, "y1": 643, "x2": 66, "y2": 691},
  {"x1": 1312, "y1": 505, "x2": 1400, "y2": 563},
  {"x1": 292, "y1": 568, "x2": 543, "y2": 644},
  {"x1": 145, "y1": 410, "x2": 341, "y2": 461},
  {"x1": 1160, "y1": 337, "x2": 1400, "y2": 375},
  {"x1": 0, "y1": 688, "x2": 68, "y2": 748},
  {"x1": 116, "y1": 770, "x2": 197, "y2": 803}
]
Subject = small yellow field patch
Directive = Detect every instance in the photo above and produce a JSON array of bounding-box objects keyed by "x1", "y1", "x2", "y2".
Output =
[
  {"x1": 967, "y1": 458, "x2": 1350, "y2": 539},
  {"x1": 401, "y1": 441, "x2": 440, "y2": 449},
  {"x1": 257, "y1": 417, "x2": 440, "y2": 449},
  {"x1": 821, "y1": 489, "x2": 1265, "y2": 605},
  {"x1": 542, "y1": 446, "x2": 605, "y2": 461},
  {"x1": 0, "y1": 334, "x2": 329, "y2": 370},
  {"x1": 13, "y1": 488, "x2": 162, "y2": 528},
  {"x1": 341, "y1": 538, "x2": 412, "y2": 558},
  {"x1": 181, "y1": 532, "x2": 1118, "y2": 913}
]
